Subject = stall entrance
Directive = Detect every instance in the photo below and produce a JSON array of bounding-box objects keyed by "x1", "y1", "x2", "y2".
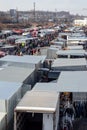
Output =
[
  {"x1": 24, "y1": 113, "x2": 43, "y2": 130},
  {"x1": 16, "y1": 112, "x2": 43, "y2": 130}
]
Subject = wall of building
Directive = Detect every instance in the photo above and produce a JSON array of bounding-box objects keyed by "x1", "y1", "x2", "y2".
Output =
[{"x1": 74, "y1": 18, "x2": 87, "y2": 26}]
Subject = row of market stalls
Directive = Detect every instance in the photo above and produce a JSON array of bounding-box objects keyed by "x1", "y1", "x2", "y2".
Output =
[
  {"x1": 1, "y1": 25, "x2": 87, "y2": 130},
  {"x1": 0, "y1": 27, "x2": 58, "y2": 44},
  {"x1": 47, "y1": 45, "x2": 85, "y2": 59},
  {"x1": 13, "y1": 26, "x2": 87, "y2": 130},
  {"x1": 47, "y1": 28, "x2": 87, "y2": 59},
  {"x1": 0, "y1": 55, "x2": 46, "y2": 130},
  {"x1": 12, "y1": 42, "x2": 87, "y2": 130},
  {"x1": 14, "y1": 70, "x2": 87, "y2": 130},
  {"x1": 0, "y1": 56, "x2": 87, "y2": 129},
  {"x1": 0, "y1": 26, "x2": 59, "y2": 57},
  {"x1": 45, "y1": 26, "x2": 87, "y2": 130},
  {"x1": 50, "y1": 26, "x2": 87, "y2": 50}
]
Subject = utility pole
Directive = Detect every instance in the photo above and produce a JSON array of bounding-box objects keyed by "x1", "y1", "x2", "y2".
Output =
[
  {"x1": 55, "y1": 8, "x2": 57, "y2": 22},
  {"x1": 16, "y1": 7, "x2": 19, "y2": 23},
  {"x1": 33, "y1": 2, "x2": 36, "y2": 22}
]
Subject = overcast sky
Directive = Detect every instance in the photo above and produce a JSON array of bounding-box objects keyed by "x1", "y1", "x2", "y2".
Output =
[{"x1": 0, "y1": 0, "x2": 87, "y2": 15}]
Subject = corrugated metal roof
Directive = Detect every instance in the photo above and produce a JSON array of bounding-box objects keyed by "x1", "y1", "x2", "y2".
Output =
[
  {"x1": 52, "y1": 58, "x2": 87, "y2": 68},
  {"x1": 0, "y1": 81, "x2": 22, "y2": 99},
  {"x1": 15, "y1": 91, "x2": 59, "y2": 113},
  {"x1": 0, "y1": 66, "x2": 34, "y2": 83},
  {"x1": 0, "y1": 55, "x2": 46, "y2": 64},
  {"x1": 57, "y1": 71, "x2": 87, "y2": 92},
  {"x1": 32, "y1": 83, "x2": 58, "y2": 92}
]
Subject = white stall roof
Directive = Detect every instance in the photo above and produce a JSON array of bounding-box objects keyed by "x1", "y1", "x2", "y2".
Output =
[
  {"x1": 23, "y1": 55, "x2": 46, "y2": 63},
  {"x1": 15, "y1": 91, "x2": 59, "y2": 113},
  {"x1": 67, "y1": 45, "x2": 83, "y2": 50},
  {"x1": 52, "y1": 58, "x2": 86, "y2": 68},
  {"x1": 56, "y1": 49, "x2": 85, "y2": 56},
  {"x1": 49, "y1": 47, "x2": 59, "y2": 50},
  {"x1": 32, "y1": 83, "x2": 58, "y2": 92},
  {"x1": 0, "y1": 55, "x2": 46, "y2": 64},
  {"x1": 68, "y1": 36, "x2": 87, "y2": 41},
  {"x1": 57, "y1": 71, "x2": 87, "y2": 92},
  {"x1": 0, "y1": 66, "x2": 34, "y2": 83},
  {"x1": 0, "y1": 81, "x2": 22, "y2": 99},
  {"x1": 50, "y1": 45, "x2": 61, "y2": 49}
]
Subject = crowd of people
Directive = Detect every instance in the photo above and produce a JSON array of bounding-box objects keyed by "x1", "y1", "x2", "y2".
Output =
[
  {"x1": 59, "y1": 92, "x2": 74, "y2": 130},
  {"x1": 0, "y1": 30, "x2": 59, "y2": 56}
]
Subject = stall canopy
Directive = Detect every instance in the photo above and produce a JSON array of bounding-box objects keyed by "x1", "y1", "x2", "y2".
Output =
[{"x1": 57, "y1": 71, "x2": 87, "y2": 92}]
